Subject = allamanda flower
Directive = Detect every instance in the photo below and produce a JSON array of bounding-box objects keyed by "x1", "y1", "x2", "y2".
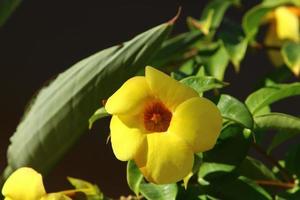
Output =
[
  {"x1": 2, "y1": 167, "x2": 70, "y2": 200},
  {"x1": 105, "y1": 66, "x2": 222, "y2": 184},
  {"x1": 264, "y1": 6, "x2": 300, "y2": 74}
]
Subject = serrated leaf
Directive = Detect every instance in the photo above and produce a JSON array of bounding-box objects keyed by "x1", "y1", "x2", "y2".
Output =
[
  {"x1": 180, "y1": 76, "x2": 228, "y2": 96},
  {"x1": 3, "y1": 22, "x2": 172, "y2": 180},
  {"x1": 139, "y1": 183, "x2": 178, "y2": 200},
  {"x1": 88, "y1": 107, "x2": 110, "y2": 129},
  {"x1": 0, "y1": 0, "x2": 21, "y2": 27},
  {"x1": 238, "y1": 156, "x2": 277, "y2": 180},
  {"x1": 281, "y1": 42, "x2": 300, "y2": 76},
  {"x1": 245, "y1": 82, "x2": 300, "y2": 115},
  {"x1": 254, "y1": 113, "x2": 300, "y2": 152},
  {"x1": 127, "y1": 160, "x2": 143, "y2": 196},
  {"x1": 217, "y1": 94, "x2": 254, "y2": 129}
]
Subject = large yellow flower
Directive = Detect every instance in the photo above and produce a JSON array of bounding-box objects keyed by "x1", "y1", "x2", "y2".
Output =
[
  {"x1": 2, "y1": 167, "x2": 46, "y2": 200},
  {"x1": 105, "y1": 66, "x2": 222, "y2": 184},
  {"x1": 264, "y1": 6, "x2": 300, "y2": 71}
]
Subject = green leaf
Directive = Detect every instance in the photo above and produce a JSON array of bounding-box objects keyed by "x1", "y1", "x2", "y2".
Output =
[
  {"x1": 214, "y1": 176, "x2": 272, "y2": 200},
  {"x1": 152, "y1": 31, "x2": 203, "y2": 67},
  {"x1": 127, "y1": 160, "x2": 143, "y2": 196},
  {"x1": 219, "y1": 21, "x2": 248, "y2": 72},
  {"x1": 67, "y1": 177, "x2": 104, "y2": 199},
  {"x1": 0, "y1": 0, "x2": 21, "y2": 27},
  {"x1": 217, "y1": 94, "x2": 254, "y2": 129},
  {"x1": 199, "y1": 43, "x2": 230, "y2": 81},
  {"x1": 285, "y1": 144, "x2": 300, "y2": 179},
  {"x1": 245, "y1": 82, "x2": 300, "y2": 115},
  {"x1": 281, "y1": 42, "x2": 300, "y2": 76},
  {"x1": 238, "y1": 156, "x2": 277, "y2": 180},
  {"x1": 197, "y1": 0, "x2": 240, "y2": 34},
  {"x1": 139, "y1": 183, "x2": 178, "y2": 200},
  {"x1": 254, "y1": 113, "x2": 300, "y2": 152},
  {"x1": 2, "y1": 22, "x2": 172, "y2": 180},
  {"x1": 180, "y1": 76, "x2": 228, "y2": 96},
  {"x1": 88, "y1": 107, "x2": 110, "y2": 129},
  {"x1": 200, "y1": 124, "x2": 251, "y2": 182}
]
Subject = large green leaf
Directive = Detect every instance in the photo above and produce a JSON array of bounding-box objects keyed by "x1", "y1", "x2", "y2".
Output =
[
  {"x1": 217, "y1": 94, "x2": 254, "y2": 129},
  {"x1": 0, "y1": 0, "x2": 21, "y2": 27},
  {"x1": 2, "y1": 22, "x2": 172, "y2": 180},
  {"x1": 152, "y1": 31, "x2": 203, "y2": 67},
  {"x1": 281, "y1": 42, "x2": 300, "y2": 76},
  {"x1": 245, "y1": 82, "x2": 300, "y2": 115},
  {"x1": 255, "y1": 113, "x2": 300, "y2": 152},
  {"x1": 180, "y1": 75, "x2": 228, "y2": 96},
  {"x1": 139, "y1": 183, "x2": 178, "y2": 200}
]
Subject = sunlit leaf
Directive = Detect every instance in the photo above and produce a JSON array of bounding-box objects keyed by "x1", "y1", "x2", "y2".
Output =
[
  {"x1": 181, "y1": 76, "x2": 229, "y2": 96},
  {"x1": 218, "y1": 94, "x2": 254, "y2": 129},
  {"x1": 88, "y1": 107, "x2": 110, "y2": 129},
  {"x1": 245, "y1": 82, "x2": 300, "y2": 115},
  {"x1": 3, "y1": 22, "x2": 172, "y2": 180},
  {"x1": 139, "y1": 183, "x2": 178, "y2": 200},
  {"x1": 281, "y1": 42, "x2": 300, "y2": 76}
]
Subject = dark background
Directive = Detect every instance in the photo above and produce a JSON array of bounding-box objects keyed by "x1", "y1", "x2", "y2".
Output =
[{"x1": 0, "y1": 0, "x2": 298, "y2": 198}]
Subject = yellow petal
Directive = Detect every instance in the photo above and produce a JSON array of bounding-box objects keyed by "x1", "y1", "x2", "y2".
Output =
[
  {"x1": 169, "y1": 97, "x2": 222, "y2": 153},
  {"x1": 145, "y1": 66, "x2": 198, "y2": 111},
  {"x1": 105, "y1": 76, "x2": 151, "y2": 115},
  {"x1": 275, "y1": 6, "x2": 299, "y2": 41},
  {"x1": 136, "y1": 133, "x2": 194, "y2": 184},
  {"x1": 110, "y1": 115, "x2": 146, "y2": 161},
  {"x1": 2, "y1": 167, "x2": 46, "y2": 200}
]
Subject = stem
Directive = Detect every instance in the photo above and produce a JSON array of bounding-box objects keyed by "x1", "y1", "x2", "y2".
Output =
[
  {"x1": 256, "y1": 180, "x2": 295, "y2": 189},
  {"x1": 251, "y1": 143, "x2": 294, "y2": 183}
]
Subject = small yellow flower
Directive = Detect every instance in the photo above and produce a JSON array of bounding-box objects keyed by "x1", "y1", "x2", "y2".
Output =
[
  {"x1": 105, "y1": 66, "x2": 222, "y2": 184},
  {"x1": 2, "y1": 167, "x2": 46, "y2": 200},
  {"x1": 264, "y1": 6, "x2": 300, "y2": 67}
]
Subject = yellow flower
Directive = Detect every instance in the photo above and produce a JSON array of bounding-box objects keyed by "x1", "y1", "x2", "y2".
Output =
[
  {"x1": 2, "y1": 167, "x2": 46, "y2": 200},
  {"x1": 105, "y1": 66, "x2": 222, "y2": 184},
  {"x1": 264, "y1": 6, "x2": 300, "y2": 67}
]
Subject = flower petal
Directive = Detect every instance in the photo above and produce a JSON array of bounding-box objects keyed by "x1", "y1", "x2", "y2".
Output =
[
  {"x1": 105, "y1": 76, "x2": 151, "y2": 115},
  {"x1": 2, "y1": 167, "x2": 46, "y2": 200},
  {"x1": 136, "y1": 133, "x2": 194, "y2": 184},
  {"x1": 145, "y1": 66, "x2": 198, "y2": 111},
  {"x1": 110, "y1": 115, "x2": 146, "y2": 161},
  {"x1": 169, "y1": 97, "x2": 222, "y2": 153},
  {"x1": 275, "y1": 7, "x2": 299, "y2": 42}
]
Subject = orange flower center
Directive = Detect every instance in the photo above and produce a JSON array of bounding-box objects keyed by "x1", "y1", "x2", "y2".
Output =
[{"x1": 143, "y1": 101, "x2": 172, "y2": 132}]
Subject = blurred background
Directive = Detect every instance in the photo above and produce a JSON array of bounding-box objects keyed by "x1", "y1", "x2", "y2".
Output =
[{"x1": 0, "y1": 0, "x2": 299, "y2": 198}]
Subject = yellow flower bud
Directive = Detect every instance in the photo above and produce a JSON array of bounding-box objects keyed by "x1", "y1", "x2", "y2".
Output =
[{"x1": 105, "y1": 66, "x2": 222, "y2": 184}]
